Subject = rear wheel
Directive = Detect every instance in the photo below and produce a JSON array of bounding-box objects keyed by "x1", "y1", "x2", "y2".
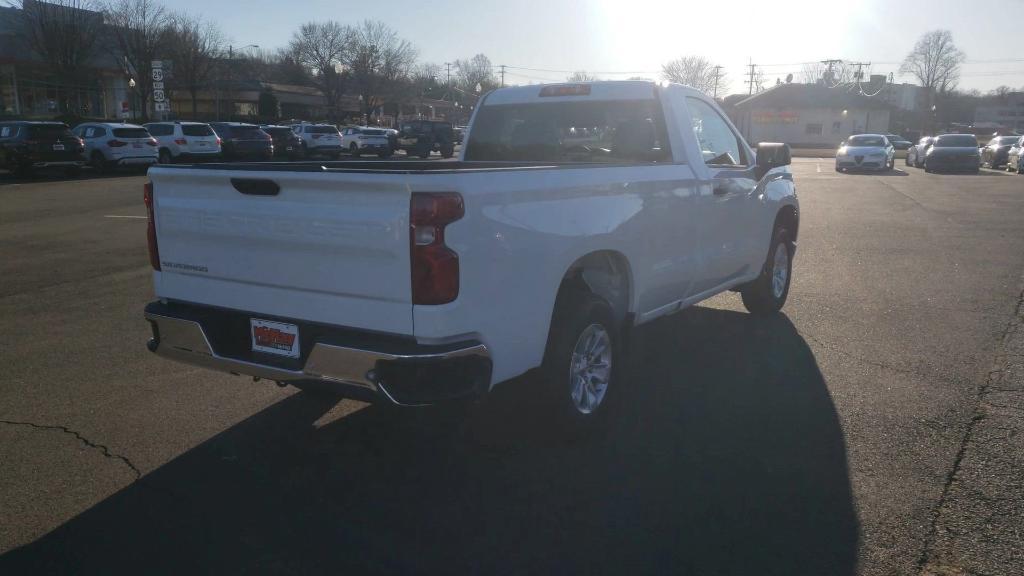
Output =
[
  {"x1": 543, "y1": 291, "x2": 619, "y2": 432},
  {"x1": 741, "y1": 227, "x2": 793, "y2": 315},
  {"x1": 158, "y1": 149, "x2": 172, "y2": 164},
  {"x1": 349, "y1": 143, "x2": 360, "y2": 157},
  {"x1": 441, "y1": 144, "x2": 454, "y2": 159}
]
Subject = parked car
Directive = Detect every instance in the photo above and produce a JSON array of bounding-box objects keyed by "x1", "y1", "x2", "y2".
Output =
[
  {"x1": 923, "y1": 134, "x2": 981, "y2": 174},
  {"x1": 73, "y1": 122, "x2": 158, "y2": 173},
  {"x1": 835, "y1": 134, "x2": 895, "y2": 172},
  {"x1": 340, "y1": 126, "x2": 392, "y2": 158},
  {"x1": 396, "y1": 120, "x2": 456, "y2": 158},
  {"x1": 288, "y1": 122, "x2": 343, "y2": 158},
  {"x1": 884, "y1": 134, "x2": 913, "y2": 151},
  {"x1": 260, "y1": 125, "x2": 305, "y2": 160},
  {"x1": 144, "y1": 121, "x2": 222, "y2": 164},
  {"x1": 0, "y1": 121, "x2": 85, "y2": 177},
  {"x1": 209, "y1": 122, "x2": 274, "y2": 161},
  {"x1": 142, "y1": 80, "x2": 799, "y2": 429},
  {"x1": 906, "y1": 136, "x2": 935, "y2": 168},
  {"x1": 980, "y1": 135, "x2": 1020, "y2": 169},
  {"x1": 1005, "y1": 135, "x2": 1024, "y2": 174}
]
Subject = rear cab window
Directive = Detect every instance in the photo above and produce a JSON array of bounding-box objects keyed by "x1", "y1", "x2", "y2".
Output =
[
  {"x1": 465, "y1": 98, "x2": 672, "y2": 163},
  {"x1": 28, "y1": 125, "x2": 74, "y2": 139},
  {"x1": 935, "y1": 135, "x2": 978, "y2": 147},
  {"x1": 309, "y1": 125, "x2": 338, "y2": 134}
]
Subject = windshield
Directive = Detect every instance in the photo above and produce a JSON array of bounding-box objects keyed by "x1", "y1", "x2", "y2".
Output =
[
  {"x1": 934, "y1": 135, "x2": 978, "y2": 147},
  {"x1": 465, "y1": 100, "x2": 671, "y2": 163},
  {"x1": 111, "y1": 128, "x2": 150, "y2": 139},
  {"x1": 845, "y1": 135, "x2": 886, "y2": 147},
  {"x1": 181, "y1": 124, "x2": 215, "y2": 137},
  {"x1": 309, "y1": 125, "x2": 338, "y2": 134},
  {"x1": 263, "y1": 127, "x2": 291, "y2": 137},
  {"x1": 361, "y1": 129, "x2": 386, "y2": 136},
  {"x1": 27, "y1": 125, "x2": 74, "y2": 139}
]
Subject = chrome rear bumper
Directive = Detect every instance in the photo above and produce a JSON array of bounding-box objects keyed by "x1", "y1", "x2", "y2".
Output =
[{"x1": 144, "y1": 306, "x2": 490, "y2": 406}]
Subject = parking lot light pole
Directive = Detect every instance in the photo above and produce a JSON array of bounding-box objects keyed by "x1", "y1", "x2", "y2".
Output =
[{"x1": 128, "y1": 78, "x2": 136, "y2": 120}]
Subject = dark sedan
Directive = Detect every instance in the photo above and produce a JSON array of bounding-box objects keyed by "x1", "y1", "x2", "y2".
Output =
[
  {"x1": 923, "y1": 134, "x2": 980, "y2": 174},
  {"x1": 260, "y1": 125, "x2": 304, "y2": 160},
  {"x1": 981, "y1": 135, "x2": 1021, "y2": 169},
  {"x1": 209, "y1": 122, "x2": 274, "y2": 161},
  {"x1": 884, "y1": 134, "x2": 913, "y2": 151}
]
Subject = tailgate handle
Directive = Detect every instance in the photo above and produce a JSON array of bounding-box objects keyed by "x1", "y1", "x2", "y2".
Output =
[{"x1": 231, "y1": 178, "x2": 280, "y2": 196}]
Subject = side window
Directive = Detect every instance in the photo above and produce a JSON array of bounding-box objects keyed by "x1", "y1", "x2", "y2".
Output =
[
  {"x1": 0, "y1": 125, "x2": 12, "y2": 138},
  {"x1": 686, "y1": 97, "x2": 747, "y2": 166},
  {"x1": 84, "y1": 127, "x2": 96, "y2": 138},
  {"x1": 95, "y1": 127, "x2": 106, "y2": 137},
  {"x1": 831, "y1": 121, "x2": 842, "y2": 134},
  {"x1": 805, "y1": 123, "x2": 823, "y2": 136},
  {"x1": 305, "y1": 126, "x2": 313, "y2": 133}
]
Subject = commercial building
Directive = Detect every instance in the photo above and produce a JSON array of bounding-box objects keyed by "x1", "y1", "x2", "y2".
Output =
[
  {"x1": 974, "y1": 92, "x2": 1024, "y2": 133},
  {"x1": 731, "y1": 83, "x2": 892, "y2": 147}
]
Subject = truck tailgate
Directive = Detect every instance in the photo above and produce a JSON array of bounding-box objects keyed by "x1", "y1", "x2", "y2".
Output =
[{"x1": 148, "y1": 168, "x2": 413, "y2": 334}]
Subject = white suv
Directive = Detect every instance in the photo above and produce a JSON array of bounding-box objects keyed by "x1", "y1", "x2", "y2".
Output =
[
  {"x1": 288, "y1": 122, "x2": 343, "y2": 158},
  {"x1": 340, "y1": 126, "x2": 392, "y2": 158},
  {"x1": 144, "y1": 122, "x2": 222, "y2": 164},
  {"x1": 73, "y1": 122, "x2": 158, "y2": 172}
]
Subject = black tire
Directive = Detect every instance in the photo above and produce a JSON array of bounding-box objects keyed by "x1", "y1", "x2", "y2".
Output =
[
  {"x1": 89, "y1": 152, "x2": 106, "y2": 174},
  {"x1": 923, "y1": 161, "x2": 932, "y2": 173},
  {"x1": 349, "y1": 143, "x2": 360, "y2": 157},
  {"x1": 418, "y1": 146, "x2": 431, "y2": 159},
  {"x1": 542, "y1": 291, "x2": 620, "y2": 432},
  {"x1": 441, "y1": 145, "x2": 454, "y2": 159},
  {"x1": 887, "y1": 157, "x2": 895, "y2": 171},
  {"x1": 741, "y1": 227, "x2": 793, "y2": 315},
  {"x1": 834, "y1": 166, "x2": 842, "y2": 172},
  {"x1": 158, "y1": 149, "x2": 172, "y2": 164},
  {"x1": 378, "y1": 151, "x2": 392, "y2": 159}
]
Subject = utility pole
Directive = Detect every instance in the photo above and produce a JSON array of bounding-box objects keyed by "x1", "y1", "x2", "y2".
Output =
[
  {"x1": 443, "y1": 62, "x2": 452, "y2": 102},
  {"x1": 500, "y1": 64, "x2": 506, "y2": 88},
  {"x1": 744, "y1": 60, "x2": 757, "y2": 95},
  {"x1": 712, "y1": 65, "x2": 724, "y2": 98},
  {"x1": 847, "y1": 61, "x2": 870, "y2": 82},
  {"x1": 820, "y1": 59, "x2": 843, "y2": 84}
]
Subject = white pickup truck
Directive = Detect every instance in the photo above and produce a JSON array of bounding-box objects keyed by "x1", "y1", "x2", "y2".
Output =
[{"x1": 143, "y1": 81, "x2": 798, "y2": 427}]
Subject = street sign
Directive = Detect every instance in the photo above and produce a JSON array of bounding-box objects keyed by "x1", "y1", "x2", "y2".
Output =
[
  {"x1": 152, "y1": 68, "x2": 164, "y2": 83},
  {"x1": 153, "y1": 81, "x2": 164, "y2": 91},
  {"x1": 153, "y1": 89, "x2": 165, "y2": 102},
  {"x1": 155, "y1": 102, "x2": 170, "y2": 112}
]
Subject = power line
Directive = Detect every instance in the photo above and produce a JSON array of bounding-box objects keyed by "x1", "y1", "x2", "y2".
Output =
[
  {"x1": 712, "y1": 65, "x2": 724, "y2": 98},
  {"x1": 744, "y1": 60, "x2": 757, "y2": 95}
]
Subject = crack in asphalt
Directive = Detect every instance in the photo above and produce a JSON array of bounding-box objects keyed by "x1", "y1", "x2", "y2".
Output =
[
  {"x1": 801, "y1": 331, "x2": 958, "y2": 383},
  {"x1": 915, "y1": 276, "x2": 1024, "y2": 575},
  {"x1": 0, "y1": 419, "x2": 141, "y2": 480}
]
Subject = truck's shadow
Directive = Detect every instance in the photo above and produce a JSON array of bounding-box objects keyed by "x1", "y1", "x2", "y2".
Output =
[{"x1": 1, "y1": 307, "x2": 858, "y2": 576}]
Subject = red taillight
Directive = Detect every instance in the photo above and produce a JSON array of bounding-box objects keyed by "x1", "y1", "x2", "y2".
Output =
[
  {"x1": 410, "y1": 192, "x2": 463, "y2": 305},
  {"x1": 143, "y1": 182, "x2": 160, "y2": 271},
  {"x1": 108, "y1": 139, "x2": 127, "y2": 147},
  {"x1": 174, "y1": 138, "x2": 187, "y2": 145},
  {"x1": 216, "y1": 137, "x2": 222, "y2": 145}
]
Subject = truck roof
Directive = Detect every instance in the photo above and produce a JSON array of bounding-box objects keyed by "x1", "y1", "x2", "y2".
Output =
[{"x1": 484, "y1": 80, "x2": 660, "y2": 106}]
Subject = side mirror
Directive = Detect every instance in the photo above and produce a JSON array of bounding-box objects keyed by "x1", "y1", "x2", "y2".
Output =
[{"x1": 756, "y1": 142, "x2": 791, "y2": 177}]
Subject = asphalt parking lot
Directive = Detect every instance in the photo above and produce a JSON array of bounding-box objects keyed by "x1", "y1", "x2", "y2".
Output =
[{"x1": 1, "y1": 159, "x2": 1022, "y2": 575}]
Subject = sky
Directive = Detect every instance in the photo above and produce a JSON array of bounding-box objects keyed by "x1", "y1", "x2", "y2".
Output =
[{"x1": 171, "y1": 0, "x2": 1024, "y2": 94}]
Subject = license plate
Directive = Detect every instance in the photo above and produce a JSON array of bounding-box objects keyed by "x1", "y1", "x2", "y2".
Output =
[
  {"x1": 133, "y1": 142, "x2": 142, "y2": 148},
  {"x1": 52, "y1": 144, "x2": 64, "y2": 151},
  {"x1": 198, "y1": 142, "x2": 207, "y2": 146},
  {"x1": 251, "y1": 319, "x2": 300, "y2": 358}
]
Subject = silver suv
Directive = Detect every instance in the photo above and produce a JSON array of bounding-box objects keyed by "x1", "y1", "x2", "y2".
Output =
[
  {"x1": 72, "y1": 122, "x2": 158, "y2": 172},
  {"x1": 144, "y1": 122, "x2": 222, "y2": 164}
]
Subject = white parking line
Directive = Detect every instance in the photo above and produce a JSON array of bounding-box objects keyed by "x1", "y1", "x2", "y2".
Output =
[{"x1": 103, "y1": 215, "x2": 147, "y2": 219}]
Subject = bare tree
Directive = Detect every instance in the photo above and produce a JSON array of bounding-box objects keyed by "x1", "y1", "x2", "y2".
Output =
[
  {"x1": 989, "y1": 85, "x2": 1013, "y2": 98},
  {"x1": 104, "y1": 0, "x2": 173, "y2": 119},
  {"x1": 164, "y1": 13, "x2": 223, "y2": 117},
  {"x1": 566, "y1": 70, "x2": 598, "y2": 82},
  {"x1": 13, "y1": 0, "x2": 104, "y2": 113},
  {"x1": 899, "y1": 30, "x2": 965, "y2": 95},
  {"x1": 453, "y1": 54, "x2": 498, "y2": 102},
  {"x1": 289, "y1": 20, "x2": 349, "y2": 119},
  {"x1": 342, "y1": 20, "x2": 417, "y2": 116},
  {"x1": 410, "y1": 62, "x2": 444, "y2": 99},
  {"x1": 661, "y1": 56, "x2": 726, "y2": 96}
]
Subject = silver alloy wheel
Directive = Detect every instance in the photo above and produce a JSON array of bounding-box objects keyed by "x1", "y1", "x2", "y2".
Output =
[
  {"x1": 772, "y1": 241, "x2": 789, "y2": 299},
  {"x1": 569, "y1": 323, "x2": 612, "y2": 415}
]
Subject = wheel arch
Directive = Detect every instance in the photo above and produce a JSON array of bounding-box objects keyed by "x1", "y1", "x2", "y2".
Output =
[
  {"x1": 554, "y1": 249, "x2": 634, "y2": 329},
  {"x1": 774, "y1": 204, "x2": 799, "y2": 243}
]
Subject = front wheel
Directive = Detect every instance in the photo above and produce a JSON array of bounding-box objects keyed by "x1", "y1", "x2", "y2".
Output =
[
  {"x1": 741, "y1": 227, "x2": 793, "y2": 315},
  {"x1": 349, "y1": 143, "x2": 360, "y2": 157},
  {"x1": 543, "y1": 291, "x2": 619, "y2": 432}
]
